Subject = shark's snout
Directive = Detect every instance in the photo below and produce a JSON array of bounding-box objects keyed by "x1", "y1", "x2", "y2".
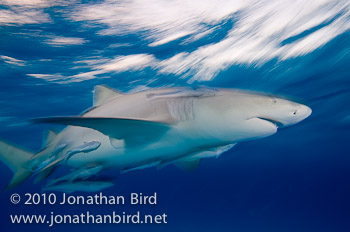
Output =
[
  {"x1": 280, "y1": 103, "x2": 312, "y2": 127},
  {"x1": 295, "y1": 104, "x2": 312, "y2": 121},
  {"x1": 251, "y1": 102, "x2": 312, "y2": 129}
]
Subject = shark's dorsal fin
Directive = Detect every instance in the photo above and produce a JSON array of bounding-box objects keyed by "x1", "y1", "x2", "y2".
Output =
[
  {"x1": 43, "y1": 129, "x2": 57, "y2": 147},
  {"x1": 93, "y1": 85, "x2": 123, "y2": 107}
]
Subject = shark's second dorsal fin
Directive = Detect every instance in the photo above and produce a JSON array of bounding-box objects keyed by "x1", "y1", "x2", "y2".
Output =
[
  {"x1": 43, "y1": 129, "x2": 57, "y2": 147},
  {"x1": 93, "y1": 85, "x2": 123, "y2": 107}
]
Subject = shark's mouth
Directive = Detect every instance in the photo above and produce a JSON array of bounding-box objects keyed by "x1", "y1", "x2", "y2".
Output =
[{"x1": 256, "y1": 117, "x2": 284, "y2": 128}]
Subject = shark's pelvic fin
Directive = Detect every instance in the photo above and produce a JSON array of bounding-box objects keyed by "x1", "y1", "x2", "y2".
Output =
[
  {"x1": 32, "y1": 117, "x2": 170, "y2": 146},
  {"x1": 93, "y1": 85, "x2": 123, "y2": 107},
  {"x1": 0, "y1": 140, "x2": 33, "y2": 190}
]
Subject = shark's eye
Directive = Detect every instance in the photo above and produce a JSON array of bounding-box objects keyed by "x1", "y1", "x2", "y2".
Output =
[
  {"x1": 293, "y1": 110, "x2": 297, "y2": 115},
  {"x1": 273, "y1": 99, "x2": 277, "y2": 103}
]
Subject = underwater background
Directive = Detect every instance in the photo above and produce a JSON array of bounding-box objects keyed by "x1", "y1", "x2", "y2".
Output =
[{"x1": 0, "y1": 0, "x2": 349, "y2": 231}]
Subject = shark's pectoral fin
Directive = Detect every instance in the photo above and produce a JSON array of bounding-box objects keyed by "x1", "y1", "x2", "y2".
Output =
[
  {"x1": 32, "y1": 117, "x2": 170, "y2": 147},
  {"x1": 174, "y1": 158, "x2": 200, "y2": 171}
]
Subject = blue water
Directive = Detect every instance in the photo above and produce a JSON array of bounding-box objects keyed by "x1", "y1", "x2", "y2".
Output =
[{"x1": 1, "y1": 1, "x2": 350, "y2": 231}]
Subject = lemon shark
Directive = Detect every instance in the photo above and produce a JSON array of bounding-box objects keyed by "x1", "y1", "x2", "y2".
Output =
[{"x1": 0, "y1": 86, "x2": 311, "y2": 191}]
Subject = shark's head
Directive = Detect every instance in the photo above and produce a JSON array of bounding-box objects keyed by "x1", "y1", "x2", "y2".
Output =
[
  {"x1": 229, "y1": 91, "x2": 312, "y2": 141},
  {"x1": 196, "y1": 90, "x2": 312, "y2": 142},
  {"x1": 246, "y1": 94, "x2": 312, "y2": 127}
]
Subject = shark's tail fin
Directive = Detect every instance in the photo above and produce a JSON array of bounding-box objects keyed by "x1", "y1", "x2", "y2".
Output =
[{"x1": 0, "y1": 140, "x2": 33, "y2": 190}]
